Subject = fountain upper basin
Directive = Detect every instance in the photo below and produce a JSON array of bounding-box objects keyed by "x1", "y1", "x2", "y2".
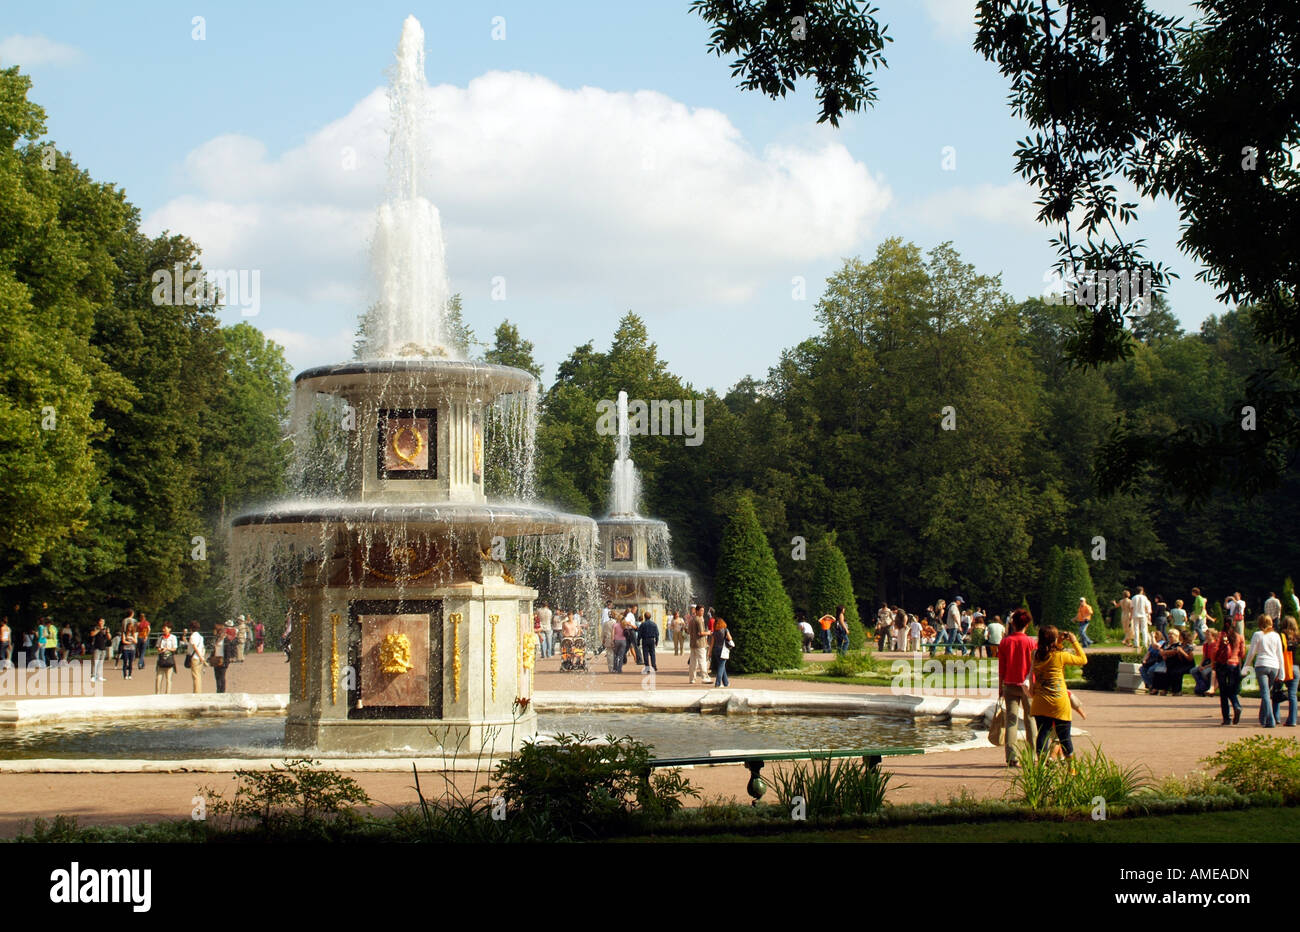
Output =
[
  {"x1": 233, "y1": 500, "x2": 597, "y2": 539},
  {"x1": 295, "y1": 358, "x2": 537, "y2": 402}
]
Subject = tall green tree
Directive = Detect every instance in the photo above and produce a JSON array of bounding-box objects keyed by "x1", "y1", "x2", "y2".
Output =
[
  {"x1": 0, "y1": 68, "x2": 125, "y2": 584},
  {"x1": 484, "y1": 319, "x2": 541, "y2": 379}
]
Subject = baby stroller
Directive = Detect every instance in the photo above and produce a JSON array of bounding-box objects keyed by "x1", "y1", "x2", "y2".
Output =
[{"x1": 559, "y1": 636, "x2": 588, "y2": 672}]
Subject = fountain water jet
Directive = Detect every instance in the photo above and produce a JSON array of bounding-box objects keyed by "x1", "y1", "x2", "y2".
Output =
[
  {"x1": 232, "y1": 16, "x2": 596, "y2": 756},
  {"x1": 561, "y1": 391, "x2": 692, "y2": 622}
]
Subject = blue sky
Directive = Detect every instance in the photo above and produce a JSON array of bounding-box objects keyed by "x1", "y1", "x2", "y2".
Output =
[{"x1": 3, "y1": 0, "x2": 1211, "y2": 391}]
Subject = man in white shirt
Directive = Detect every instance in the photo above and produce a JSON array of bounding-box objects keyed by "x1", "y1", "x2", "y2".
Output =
[
  {"x1": 907, "y1": 615, "x2": 922, "y2": 652},
  {"x1": 985, "y1": 616, "x2": 1006, "y2": 657},
  {"x1": 600, "y1": 604, "x2": 616, "y2": 671},
  {"x1": 1131, "y1": 587, "x2": 1152, "y2": 650},
  {"x1": 536, "y1": 603, "x2": 554, "y2": 659},
  {"x1": 798, "y1": 618, "x2": 814, "y2": 652},
  {"x1": 1265, "y1": 592, "x2": 1283, "y2": 622},
  {"x1": 1226, "y1": 593, "x2": 1247, "y2": 638},
  {"x1": 188, "y1": 626, "x2": 206, "y2": 693}
]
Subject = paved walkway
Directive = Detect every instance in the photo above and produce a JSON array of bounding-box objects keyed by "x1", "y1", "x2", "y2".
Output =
[{"x1": 0, "y1": 650, "x2": 1280, "y2": 835}]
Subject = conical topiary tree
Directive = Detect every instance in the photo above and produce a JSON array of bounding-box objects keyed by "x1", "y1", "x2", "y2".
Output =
[
  {"x1": 808, "y1": 533, "x2": 866, "y2": 650},
  {"x1": 714, "y1": 495, "x2": 802, "y2": 673},
  {"x1": 1284, "y1": 576, "x2": 1299, "y2": 618},
  {"x1": 1042, "y1": 548, "x2": 1099, "y2": 637},
  {"x1": 1039, "y1": 545, "x2": 1065, "y2": 626}
]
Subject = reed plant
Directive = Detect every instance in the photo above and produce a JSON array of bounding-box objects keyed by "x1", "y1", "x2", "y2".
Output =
[
  {"x1": 768, "y1": 755, "x2": 895, "y2": 817},
  {"x1": 1006, "y1": 743, "x2": 1148, "y2": 808}
]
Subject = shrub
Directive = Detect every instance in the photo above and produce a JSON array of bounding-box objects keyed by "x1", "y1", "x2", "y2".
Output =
[
  {"x1": 200, "y1": 759, "x2": 370, "y2": 837},
  {"x1": 823, "y1": 650, "x2": 876, "y2": 677},
  {"x1": 489, "y1": 733, "x2": 698, "y2": 838},
  {"x1": 768, "y1": 756, "x2": 895, "y2": 818},
  {"x1": 1204, "y1": 735, "x2": 1300, "y2": 802},
  {"x1": 1007, "y1": 745, "x2": 1148, "y2": 808},
  {"x1": 1081, "y1": 652, "x2": 1121, "y2": 690},
  {"x1": 714, "y1": 494, "x2": 802, "y2": 673},
  {"x1": 808, "y1": 534, "x2": 866, "y2": 650}
]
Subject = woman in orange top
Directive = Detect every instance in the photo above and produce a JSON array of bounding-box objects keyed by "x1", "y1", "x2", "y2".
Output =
[{"x1": 1030, "y1": 625, "x2": 1087, "y2": 758}]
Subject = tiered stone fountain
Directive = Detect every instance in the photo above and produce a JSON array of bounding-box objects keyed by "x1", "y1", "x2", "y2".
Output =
[
  {"x1": 231, "y1": 16, "x2": 595, "y2": 756},
  {"x1": 586, "y1": 392, "x2": 692, "y2": 624}
]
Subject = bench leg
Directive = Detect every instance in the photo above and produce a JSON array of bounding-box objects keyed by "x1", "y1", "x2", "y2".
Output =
[
  {"x1": 744, "y1": 760, "x2": 767, "y2": 806},
  {"x1": 864, "y1": 755, "x2": 881, "y2": 771}
]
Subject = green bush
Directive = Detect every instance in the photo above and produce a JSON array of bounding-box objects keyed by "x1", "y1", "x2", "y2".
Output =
[
  {"x1": 769, "y1": 756, "x2": 895, "y2": 818},
  {"x1": 823, "y1": 650, "x2": 876, "y2": 677},
  {"x1": 1007, "y1": 745, "x2": 1148, "y2": 808},
  {"x1": 489, "y1": 733, "x2": 698, "y2": 838},
  {"x1": 200, "y1": 759, "x2": 370, "y2": 837},
  {"x1": 808, "y1": 534, "x2": 866, "y2": 650},
  {"x1": 714, "y1": 494, "x2": 802, "y2": 673},
  {"x1": 1081, "y1": 652, "x2": 1121, "y2": 690},
  {"x1": 1204, "y1": 736, "x2": 1300, "y2": 802}
]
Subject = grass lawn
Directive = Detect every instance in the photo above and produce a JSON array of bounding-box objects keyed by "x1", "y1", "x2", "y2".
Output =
[
  {"x1": 616, "y1": 804, "x2": 1300, "y2": 843},
  {"x1": 744, "y1": 656, "x2": 1085, "y2": 689}
]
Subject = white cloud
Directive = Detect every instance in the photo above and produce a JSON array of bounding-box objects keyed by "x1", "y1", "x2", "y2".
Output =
[
  {"x1": 142, "y1": 70, "x2": 891, "y2": 362},
  {"x1": 922, "y1": 0, "x2": 979, "y2": 40},
  {"x1": 0, "y1": 34, "x2": 82, "y2": 67},
  {"x1": 261, "y1": 327, "x2": 357, "y2": 365},
  {"x1": 911, "y1": 181, "x2": 1041, "y2": 231}
]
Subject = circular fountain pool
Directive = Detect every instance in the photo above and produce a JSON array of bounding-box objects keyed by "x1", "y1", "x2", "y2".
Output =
[{"x1": 0, "y1": 713, "x2": 973, "y2": 761}]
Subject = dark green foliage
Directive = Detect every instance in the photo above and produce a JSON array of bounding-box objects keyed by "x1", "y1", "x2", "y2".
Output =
[
  {"x1": 714, "y1": 495, "x2": 802, "y2": 673},
  {"x1": 484, "y1": 319, "x2": 542, "y2": 379},
  {"x1": 689, "y1": 0, "x2": 891, "y2": 126},
  {"x1": 808, "y1": 534, "x2": 865, "y2": 649},
  {"x1": 1284, "y1": 577, "x2": 1299, "y2": 618},
  {"x1": 489, "y1": 733, "x2": 698, "y2": 838},
  {"x1": 823, "y1": 650, "x2": 876, "y2": 677},
  {"x1": 1081, "y1": 652, "x2": 1121, "y2": 691},
  {"x1": 0, "y1": 69, "x2": 293, "y2": 628},
  {"x1": 974, "y1": 1, "x2": 1300, "y2": 499}
]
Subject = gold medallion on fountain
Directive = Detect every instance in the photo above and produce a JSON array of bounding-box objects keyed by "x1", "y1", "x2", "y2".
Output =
[{"x1": 382, "y1": 414, "x2": 431, "y2": 472}]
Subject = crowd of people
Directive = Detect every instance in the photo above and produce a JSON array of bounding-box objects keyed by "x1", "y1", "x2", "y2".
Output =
[
  {"x1": 1134, "y1": 608, "x2": 1298, "y2": 728},
  {"x1": 868, "y1": 598, "x2": 1005, "y2": 657},
  {"x1": 0, "y1": 610, "x2": 262, "y2": 696},
  {"x1": 530, "y1": 602, "x2": 738, "y2": 688}
]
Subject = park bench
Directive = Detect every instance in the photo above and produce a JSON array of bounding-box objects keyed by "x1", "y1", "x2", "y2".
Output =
[{"x1": 646, "y1": 746, "x2": 924, "y2": 804}]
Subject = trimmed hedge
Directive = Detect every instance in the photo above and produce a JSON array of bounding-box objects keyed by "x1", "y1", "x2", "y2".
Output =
[
  {"x1": 808, "y1": 534, "x2": 866, "y2": 650},
  {"x1": 1081, "y1": 651, "x2": 1121, "y2": 690},
  {"x1": 714, "y1": 495, "x2": 802, "y2": 673},
  {"x1": 1042, "y1": 547, "x2": 1099, "y2": 636}
]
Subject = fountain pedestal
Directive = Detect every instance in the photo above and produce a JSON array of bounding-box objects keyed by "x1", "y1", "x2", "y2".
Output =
[{"x1": 285, "y1": 559, "x2": 538, "y2": 755}]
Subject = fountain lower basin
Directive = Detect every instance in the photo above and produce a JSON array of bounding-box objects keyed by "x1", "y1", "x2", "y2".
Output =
[{"x1": 0, "y1": 689, "x2": 990, "y2": 770}]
